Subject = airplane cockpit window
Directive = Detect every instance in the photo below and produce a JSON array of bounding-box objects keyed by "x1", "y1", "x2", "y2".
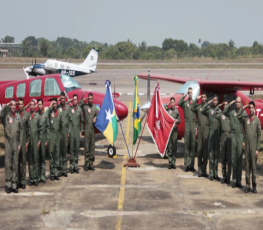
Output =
[
  {"x1": 176, "y1": 81, "x2": 200, "y2": 99},
  {"x1": 44, "y1": 78, "x2": 61, "y2": 96},
  {"x1": 30, "y1": 79, "x2": 42, "y2": 97},
  {"x1": 17, "y1": 83, "x2": 26, "y2": 97},
  {"x1": 59, "y1": 74, "x2": 81, "y2": 93},
  {"x1": 5, "y1": 86, "x2": 14, "y2": 98}
]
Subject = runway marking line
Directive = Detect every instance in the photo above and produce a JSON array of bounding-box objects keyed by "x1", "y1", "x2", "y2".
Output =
[{"x1": 116, "y1": 102, "x2": 131, "y2": 230}]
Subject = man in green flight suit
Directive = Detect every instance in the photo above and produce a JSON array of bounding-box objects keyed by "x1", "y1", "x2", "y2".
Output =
[
  {"x1": 79, "y1": 93, "x2": 97, "y2": 171},
  {"x1": 26, "y1": 100, "x2": 43, "y2": 186},
  {"x1": 37, "y1": 98, "x2": 50, "y2": 183},
  {"x1": 191, "y1": 94, "x2": 209, "y2": 177},
  {"x1": 201, "y1": 95, "x2": 221, "y2": 181},
  {"x1": 223, "y1": 97, "x2": 246, "y2": 188},
  {"x1": 67, "y1": 94, "x2": 83, "y2": 174},
  {"x1": 17, "y1": 98, "x2": 29, "y2": 189},
  {"x1": 166, "y1": 97, "x2": 181, "y2": 169},
  {"x1": 0, "y1": 100, "x2": 23, "y2": 193},
  {"x1": 57, "y1": 92, "x2": 71, "y2": 177},
  {"x1": 178, "y1": 87, "x2": 196, "y2": 172},
  {"x1": 213, "y1": 99, "x2": 231, "y2": 184},
  {"x1": 237, "y1": 101, "x2": 261, "y2": 193},
  {"x1": 47, "y1": 98, "x2": 63, "y2": 180}
]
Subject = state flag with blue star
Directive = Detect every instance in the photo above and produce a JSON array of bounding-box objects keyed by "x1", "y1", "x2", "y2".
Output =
[{"x1": 95, "y1": 80, "x2": 118, "y2": 146}]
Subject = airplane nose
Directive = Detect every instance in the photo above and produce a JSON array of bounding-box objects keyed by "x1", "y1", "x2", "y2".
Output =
[
  {"x1": 24, "y1": 66, "x2": 32, "y2": 72},
  {"x1": 114, "y1": 100, "x2": 128, "y2": 121}
]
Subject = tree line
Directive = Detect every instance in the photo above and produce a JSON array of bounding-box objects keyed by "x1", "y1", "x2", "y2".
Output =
[{"x1": 1, "y1": 35, "x2": 263, "y2": 60}]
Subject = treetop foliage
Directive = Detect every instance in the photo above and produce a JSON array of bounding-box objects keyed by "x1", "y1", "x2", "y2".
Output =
[{"x1": 1, "y1": 35, "x2": 263, "y2": 60}]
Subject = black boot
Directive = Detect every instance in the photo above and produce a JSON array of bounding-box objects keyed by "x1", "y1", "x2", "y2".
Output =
[
  {"x1": 214, "y1": 175, "x2": 220, "y2": 181},
  {"x1": 70, "y1": 168, "x2": 74, "y2": 174},
  {"x1": 232, "y1": 183, "x2": 236, "y2": 188},
  {"x1": 185, "y1": 167, "x2": 190, "y2": 172},
  {"x1": 253, "y1": 184, "x2": 257, "y2": 194},
  {"x1": 244, "y1": 187, "x2": 250, "y2": 193},
  {"x1": 168, "y1": 165, "x2": 172, "y2": 170},
  {"x1": 221, "y1": 178, "x2": 226, "y2": 184},
  {"x1": 236, "y1": 183, "x2": 243, "y2": 188},
  {"x1": 89, "y1": 165, "x2": 95, "y2": 171},
  {"x1": 189, "y1": 167, "x2": 196, "y2": 172},
  {"x1": 74, "y1": 168, "x2": 79, "y2": 173},
  {"x1": 12, "y1": 187, "x2": 18, "y2": 193},
  {"x1": 6, "y1": 187, "x2": 11, "y2": 194}
]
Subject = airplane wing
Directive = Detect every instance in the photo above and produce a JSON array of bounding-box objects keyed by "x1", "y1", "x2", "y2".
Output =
[
  {"x1": 138, "y1": 73, "x2": 191, "y2": 84},
  {"x1": 138, "y1": 73, "x2": 263, "y2": 92}
]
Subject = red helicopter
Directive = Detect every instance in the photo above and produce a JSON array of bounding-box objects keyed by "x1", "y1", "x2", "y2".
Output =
[
  {"x1": 0, "y1": 73, "x2": 128, "y2": 155},
  {"x1": 138, "y1": 73, "x2": 263, "y2": 141}
]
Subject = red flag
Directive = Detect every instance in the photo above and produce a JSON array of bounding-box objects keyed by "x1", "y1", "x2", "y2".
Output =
[{"x1": 146, "y1": 83, "x2": 176, "y2": 157}]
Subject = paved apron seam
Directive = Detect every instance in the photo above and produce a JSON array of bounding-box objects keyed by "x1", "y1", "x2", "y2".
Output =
[{"x1": 115, "y1": 102, "x2": 131, "y2": 230}]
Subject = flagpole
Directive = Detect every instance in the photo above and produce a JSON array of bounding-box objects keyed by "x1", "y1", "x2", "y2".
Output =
[
  {"x1": 134, "y1": 113, "x2": 148, "y2": 159},
  {"x1": 112, "y1": 98, "x2": 131, "y2": 159}
]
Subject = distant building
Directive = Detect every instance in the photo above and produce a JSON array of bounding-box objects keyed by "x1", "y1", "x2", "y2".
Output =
[{"x1": 0, "y1": 43, "x2": 21, "y2": 57}]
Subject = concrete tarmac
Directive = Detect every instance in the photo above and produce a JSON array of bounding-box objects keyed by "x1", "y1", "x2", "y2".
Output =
[{"x1": 0, "y1": 69, "x2": 263, "y2": 229}]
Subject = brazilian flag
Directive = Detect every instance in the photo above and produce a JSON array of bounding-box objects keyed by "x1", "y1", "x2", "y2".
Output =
[
  {"x1": 133, "y1": 75, "x2": 141, "y2": 145},
  {"x1": 95, "y1": 80, "x2": 118, "y2": 146}
]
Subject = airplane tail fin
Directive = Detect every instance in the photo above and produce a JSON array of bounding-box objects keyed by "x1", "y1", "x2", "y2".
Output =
[{"x1": 80, "y1": 47, "x2": 99, "y2": 72}]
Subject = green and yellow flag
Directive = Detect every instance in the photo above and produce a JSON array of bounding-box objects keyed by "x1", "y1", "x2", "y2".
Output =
[{"x1": 133, "y1": 75, "x2": 141, "y2": 145}]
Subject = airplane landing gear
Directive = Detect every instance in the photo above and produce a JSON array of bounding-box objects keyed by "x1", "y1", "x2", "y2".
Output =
[{"x1": 107, "y1": 145, "x2": 116, "y2": 158}]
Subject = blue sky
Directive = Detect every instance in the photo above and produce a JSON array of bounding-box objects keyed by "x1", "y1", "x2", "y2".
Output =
[{"x1": 1, "y1": 0, "x2": 262, "y2": 47}]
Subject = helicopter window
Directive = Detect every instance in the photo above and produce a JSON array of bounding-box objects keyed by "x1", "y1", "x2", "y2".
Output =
[
  {"x1": 17, "y1": 83, "x2": 26, "y2": 97},
  {"x1": 5, "y1": 86, "x2": 14, "y2": 98},
  {"x1": 29, "y1": 79, "x2": 42, "y2": 97},
  {"x1": 59, "y1": 74, "x2": 81, "y2": 93},
  {"x1": 176, "y1": 81, "x2": 200, "y2": 100},
  {"x1": 54, "y1": 63, "x2": 58, "y2": 68},
  {"x1": 44, "y1": 78, "x2": 61, "y2": 96},
  {"x1": 60, "y1": 64, "x2": 65, "y2": 69}
]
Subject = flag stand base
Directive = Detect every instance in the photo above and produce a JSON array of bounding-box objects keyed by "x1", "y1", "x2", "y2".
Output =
[{"x1": 124, "y1": 158, "x2": 140, "y2": 167}]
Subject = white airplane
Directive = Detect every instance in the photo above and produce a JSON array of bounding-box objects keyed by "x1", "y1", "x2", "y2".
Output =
[{"x1": 24, "y1": 48, "x2": 99, "y2": 77}]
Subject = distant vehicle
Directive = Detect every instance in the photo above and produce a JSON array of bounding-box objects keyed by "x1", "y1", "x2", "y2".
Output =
[{"x1": 24, "y1": 48, "x2": 99, "y2": 77}]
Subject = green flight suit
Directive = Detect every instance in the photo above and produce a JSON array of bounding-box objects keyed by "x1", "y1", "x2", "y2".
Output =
[
  {"x1": 79, "y1": 100, "x2": 97, "y2": 168},
  {"x1": 166, "y1": 107, "x2": 181, "y2": 166},
  {"x1": 47, "y1": 109, "x2": 63, "y2": 177},
  {"x1": 69, "y1": 105, "x2": 83, "y2": 170},
  {"x1": 17, "y1": 110, "x2": 29, "y2": 186},
  {"x1": 237, "y1": 108, "x2": 261, "y2": 188},
  {"x1": 58, "y1": 104, "x2": 71, "y2": 174},
  {"x1": 202, "y1": 103, "x2": 221, "y2": 178},
  {"x1": 37, "y1": 110, "x2": 50, "y2": 182},
  {"x1": 213, "y1": 111, "x2": 231, "y2": 180},
  {"x1": 223, "y1": 104, "x2": 246, "y2": 185},
  {"x1": 191, "y1": 99, "x2": 209, "y2": 175},
  {"x1": 0, "y1": 106, "x2": 23, "y2": 189},
  {"x1": 178, "y1": 96, "x2": 195, "y2": 168},
  {"x1": 27, "y1": 112, "x2": 43, "y2": 183}
]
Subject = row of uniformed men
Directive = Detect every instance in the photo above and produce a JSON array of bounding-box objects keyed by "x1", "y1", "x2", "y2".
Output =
[
  {"x1": 166, "y1": 87, "x2": 261, "y2": 194},
  {"x1": 0, "y1": 92, "x2": 97, "y2": 193}
]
